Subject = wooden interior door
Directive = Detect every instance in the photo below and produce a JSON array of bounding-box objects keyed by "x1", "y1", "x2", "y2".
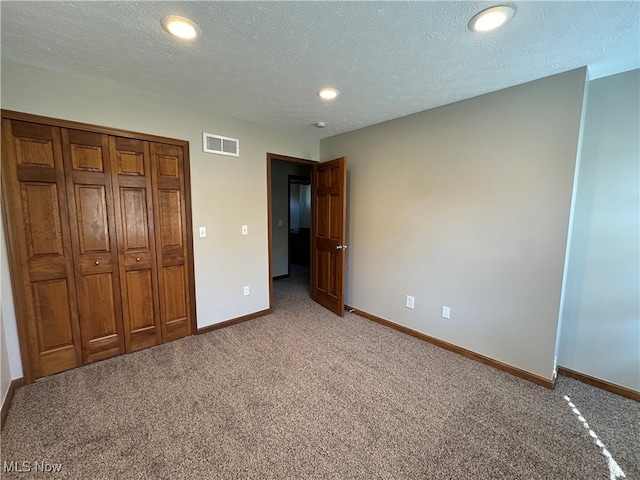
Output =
[
  {"x1": 311, "y1": 157, "x2": 347, "y2": 316},
  {"x1": 61, "y1": 129, "x2": 125, "y2": 363},
  {"x1": 110, "y1": 137, "x2": 161, "y2": 352},
  {"x1": 1, "y1": 120, "x2": 83, "y2": 378},
  {"x1": 150, "y1": 143, "x2": 192, "y2": 341}
]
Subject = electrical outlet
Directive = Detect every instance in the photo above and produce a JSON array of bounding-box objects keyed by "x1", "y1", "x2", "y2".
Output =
[
  {"x1": 406, "y1": 295, "x2": 415, "y2": 309},
  {"x1": 243, "y1": 286, "x2": 250, "y2": 296},
  {"x1": 442, "y1": 306, "x2": 450, "y2": 319}
]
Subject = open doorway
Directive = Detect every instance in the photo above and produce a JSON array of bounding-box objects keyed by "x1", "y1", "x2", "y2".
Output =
[
  {"x1": 268, "y1": 153, "x2": 348, "y2": 316},
  {"x1": 267, "y1": 153, "x2": 314, "y2": 309}
]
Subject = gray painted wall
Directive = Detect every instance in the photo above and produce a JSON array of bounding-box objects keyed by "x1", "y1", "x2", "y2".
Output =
[
  {"x1": 1, "y1": 318, "x2": 12, "y2": 406},
  {"x1": 321, "y1": 69, "x2": 587, "y2": 380},
  {"x1": 558, "y1": 69, "x2": 640, "y2": 391},
  {"x1": 0, "y1": 60, "x2": 319, "y2": 402},
  {"x1": 1, "y1": 212, "x2": 23, "y2": 405},
  {"x1": 271, "y1": 161, "x2": 313, "y2": 278}
]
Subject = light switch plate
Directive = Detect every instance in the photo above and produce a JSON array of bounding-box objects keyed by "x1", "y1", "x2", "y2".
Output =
[
  {"x1": 242, "y1": 225, "x2": 248, "y2": 235},
  {"x1": 199, "y1": 227, "x2": 206, "y2": 238}
]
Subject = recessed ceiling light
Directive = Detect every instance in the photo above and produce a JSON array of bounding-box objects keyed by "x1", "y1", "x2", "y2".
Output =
[
  {"x1": 468, "y1": 5, "x2": 515, "y2": 32},
  {"x1": 162, "y1": 15, "x2": 199, "y2": 40},
  {"x1": 317, "y1": 88, "x2": 340, "y2": 100}
]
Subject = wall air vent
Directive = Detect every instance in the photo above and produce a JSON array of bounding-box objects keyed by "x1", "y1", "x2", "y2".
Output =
[{"x1": 203, "y1": 132, "x2": 239, "y2": 157}]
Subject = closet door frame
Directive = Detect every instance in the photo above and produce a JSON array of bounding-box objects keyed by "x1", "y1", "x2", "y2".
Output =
[{"x1": 1, "y1": 109, "x2": 197, "y2": 384}]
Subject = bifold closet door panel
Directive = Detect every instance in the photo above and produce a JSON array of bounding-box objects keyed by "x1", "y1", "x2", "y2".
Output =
[
  {"x1": 1, "y1": 119, "x2": 83, "y2": 377},
  {"x1": 109, "y1": 137, "x2": 162, "y2": 352},
  {"x1": 150, "y1": 143, "x2": 192, "y2": 341},
  {"x1": 61, "y1": 129, "x2": 125, "y2": 363}
]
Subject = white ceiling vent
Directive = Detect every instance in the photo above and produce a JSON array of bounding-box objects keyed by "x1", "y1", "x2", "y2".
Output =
[{"x1": 203, "y1": 132, "x2": 239, "y2": 157}]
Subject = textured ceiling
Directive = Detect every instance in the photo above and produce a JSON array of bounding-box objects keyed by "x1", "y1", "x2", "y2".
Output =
[{"x1": 1, "y1": 1, "x2": 639, "y2": 138}]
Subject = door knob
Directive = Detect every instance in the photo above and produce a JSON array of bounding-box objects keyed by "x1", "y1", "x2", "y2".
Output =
[
  {"x1": 342, "y1": 245, "x2": 348, "y2": 250},
  {"x1": 335, "y1": 245, "x2": 343, "y2": 250}
]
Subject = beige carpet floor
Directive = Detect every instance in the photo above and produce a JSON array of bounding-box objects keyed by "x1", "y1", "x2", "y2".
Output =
[{"x1": 1, "y1": 272, "x2": 638, "y2": 479}]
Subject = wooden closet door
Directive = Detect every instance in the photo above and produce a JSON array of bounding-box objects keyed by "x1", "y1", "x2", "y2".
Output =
[
  {"x1": 1, "y1": 120, "x2": 83, "y2": 378},
  {"x1": 150, "y1": 143, "x2": 192, "y2": 341},
  {"x1": 109, "y1": 137, "x2": 161, "y2": 352},
  {"x1": 61, "y1": 129, "x2": 125, "y2": 363}
]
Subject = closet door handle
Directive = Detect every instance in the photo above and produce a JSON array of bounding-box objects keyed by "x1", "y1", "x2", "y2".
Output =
[
  {"x1": 95, "y1": 261, "x2": 100, "y2": 265},
  {"x1": 136, "y1": 257, "x2": 141, "y2": 262}
]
